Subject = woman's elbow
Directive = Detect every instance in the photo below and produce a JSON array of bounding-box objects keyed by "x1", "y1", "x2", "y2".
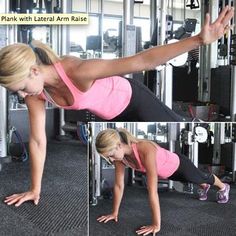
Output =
[
  {"x1": 29, "y1": 136, "x2": 47, "y2": 149},
  {"x1": 114, "y1": 183, "x2": 124, "y2": 191}
]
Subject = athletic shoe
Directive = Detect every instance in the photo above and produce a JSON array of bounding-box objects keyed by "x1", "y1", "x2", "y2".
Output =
[
  {"x1": 198, "y1": 184, "x2": 211, "y2": 201},
  {"x1": 216, "y1": 183, "x2": 230, "y2": 204}
]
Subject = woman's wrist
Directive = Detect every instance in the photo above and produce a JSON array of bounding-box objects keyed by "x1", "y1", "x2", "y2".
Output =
[
  {"x1": 30, "y1": 187, "x2": 41, "y2": 195},
  {"x1": 193, "y1": 34, "x2": 204, "y2": 47},
  {"x1": 112, "y1": 211, "x2": 118, "y2": 217}
]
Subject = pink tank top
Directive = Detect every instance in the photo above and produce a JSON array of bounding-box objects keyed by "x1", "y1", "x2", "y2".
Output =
[
  {"x1": 129, "y1": 143, "x2": 180, "y2": 179},
  {"x1": 40, "y1": 62, "x2": 132, "y2": 120}
]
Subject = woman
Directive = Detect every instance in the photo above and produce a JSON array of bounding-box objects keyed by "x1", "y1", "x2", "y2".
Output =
[
  {"x1": 1, "y1": 6, "x2": 234, "y2": 207},
  {"x1": 95, "y1": 128, "x2": 230, "y2": 236}
]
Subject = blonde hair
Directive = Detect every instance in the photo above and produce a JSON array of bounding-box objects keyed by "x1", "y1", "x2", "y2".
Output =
[
  {"x1": 0, "y1": 40, "x2": 60, "y2": 87},
  {"x1": 95, "y1": 128, "x2": 139, "y2": 155}
]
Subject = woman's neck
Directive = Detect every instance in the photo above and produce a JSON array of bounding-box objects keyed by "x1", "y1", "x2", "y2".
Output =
[
  {"x1": 122, "y1": 143, "x2": 133, "y2": 157},
  {"x1": 41, "y1": 64, "x2": 60, "y2": 89},
  {"x1": 123, "y1": 143, "x2": 140, "y2": 169}
]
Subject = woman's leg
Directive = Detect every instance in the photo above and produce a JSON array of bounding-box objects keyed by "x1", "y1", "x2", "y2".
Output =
[
  {"x1": 169, "y1": 154, "x2": 215, "y2": 185},
  {"x1": 205, "y1": 174, "x2": 224, "y2": 189},
  {"x1": 119, "y1": 78, "x2": 187, "y2": 122},
  {"x1": 169, "y1": 154, "x2": 230, "y2": 202}
]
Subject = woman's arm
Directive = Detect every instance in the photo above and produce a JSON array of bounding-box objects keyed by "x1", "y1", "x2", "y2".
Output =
[
  {"x1": 112, "y1": 161, "x2": 126, "y2": 217},
  {"x1": 4, "y1": 96, "x2": 46, "y2": 206},
  {"x1": 72, "y1": 6, "x2": 233, "y2": 82},
  {"x1": 97, "y1": 161, "x2": 126, "y2": 223},
  {"x1": 27, "y1": 96, "x2": 47, "y2": 195},
  {"x1": 136, "y1": 142, "x2": 161, "y2": 235}
]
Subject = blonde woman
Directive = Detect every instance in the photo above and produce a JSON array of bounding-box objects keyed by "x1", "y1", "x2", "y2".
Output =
[
  {"x1": 95, "y1": 128, "x2": 230, "y2": 236},
  {"x1": 1, "y1": 6, "x2": 234, "y2": 207}
]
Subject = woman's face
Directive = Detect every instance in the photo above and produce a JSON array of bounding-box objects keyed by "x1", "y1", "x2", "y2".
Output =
[
  {"x1": 7, "y1": 67, "x2": 44, "y2": 98},
  {"x1": 103, "y1": 144, "x2": 124, "y2": 164}
]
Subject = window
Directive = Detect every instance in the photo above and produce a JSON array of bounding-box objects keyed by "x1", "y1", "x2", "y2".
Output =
[
  {"x1": 69, "y1": 15, "x2": 99, "y2": 57},
  {"x1": 133, "y1": 18, "x2": 150, "y2": 43},
  {"x1": 72, "y1": 0, "x2": 87, "y2": 12},
  {"x1": 103, "y1": 16, "x2": 121, "y2": 59}
]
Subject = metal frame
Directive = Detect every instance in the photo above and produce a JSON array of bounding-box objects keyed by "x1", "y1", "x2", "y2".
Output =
[
  {"x1": 0, "y1": 0, "x2": 10, "y2": 159},
  {"x1": 231, "y1": 0, "x2": 236, "y2": 121},
  {"x1": 168, "y1": 123, "x2": 179, "y2": 189},
  {"x1": 150, "y1": 0, "x2": 157, "y2": 40},
  {"x1": 199, "y1": 0, "x2": 210, "y2": 102},
  {"x1": 57, "y1": 0, "x2": 71, "y2": 136},
  {"x1": 232, "y1": 142, "x2": 236, "y2": 181},
  {"x1": 209, "y1": 0, "x2": 219, "y2": 69},
  {"x1": 122, "y1": 0, "x2": 136, "y2": 64},
  {"x1": 157, "y1": 0, "x2": 173, "y2": 108},
  {"x1": 90, "y1": 122, "x2": 105, "y2": 205}
]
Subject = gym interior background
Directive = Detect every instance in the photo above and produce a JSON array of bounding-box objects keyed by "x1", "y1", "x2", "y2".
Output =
[{"x1": 0, "y1": 0, "x2": 236, "y2": 236}]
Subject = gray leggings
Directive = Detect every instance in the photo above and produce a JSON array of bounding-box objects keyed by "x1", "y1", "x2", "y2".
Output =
[{"x1": 169, "y1": 154, "x2": 215, "y2": 185}]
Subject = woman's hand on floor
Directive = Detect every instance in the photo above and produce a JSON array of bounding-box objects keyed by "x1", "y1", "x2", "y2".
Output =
[
  {"x1": 136, "y1": 224, "x2": 160, "y2": 236},
  {"x1": 97, "y1": 213, "x2": 118, "y2": 223},
  {"x1": 4, "y1": 191, "x2": 40, "y2": 207}
]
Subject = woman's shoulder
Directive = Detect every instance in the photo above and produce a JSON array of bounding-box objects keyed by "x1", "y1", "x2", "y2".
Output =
[
  {"x1": 60, "y1": 56, "x2": 83, "y2": 77},
  {"x1": 61, "y1": 55, "x2": 82, "y2": 67},
  {"x1": 136, "y1": 140, "x2": 157, "y2": 154}
]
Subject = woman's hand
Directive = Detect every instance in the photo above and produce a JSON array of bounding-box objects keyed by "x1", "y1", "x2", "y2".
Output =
[
  {"x1": 136, "y1": 225, "x2": 160, "y2": 236},
  {"x1": 97, "y1": 213, "x2": 118, "y2": 223},
  {"x1": 4, "y1": 191, "x2": 40, "y2": 207},
  {"x1": 199, "y1": 5, "x2": 234, "y2": 45}
]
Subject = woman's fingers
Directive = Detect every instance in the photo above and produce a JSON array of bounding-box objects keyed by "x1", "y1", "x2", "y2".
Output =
[
  {"x1": 136, "y1": 226, "x2": 150, "y2": 235},
  {"x1": 4, "y1": 193, "x2": 22, "y2": 200},
  {"x1": 216, "y1": 5, "x2": 230, "y2": 23},
  {"x1": 97, "y1": 215, "x2": 107, "y2": 222},
  {"x1": 97, "y1": 214, "x2": 117, "y2": 223},
  {"x1": 136, "y1": 225, "x2": 159, "y2": 236},
  {"x1": 97, "y1": 215, "x2": 111, "y2": 222},
  {"x1": 213, "y1": 6, "x2": 234, "y2": 27},
  {"x1": 34, "y1": 198, "x2": 39, "y2": 205},
  {"x1": 204, "y1": 13, "x2": 211, "y2": 27},
  {"x1": 4, "y1": 194, "x2": 24, "y2": 205},
  {"x1": 222, "y1": 8, "x2": 234, "y2": 27},
  {"x1": 4, "y1": 192, "x2": 39, "y2": 207},
  {"x1": 104, "y1": 217, "x2": 112, "y2": 223},
  {"x1": 143, "y1": 229, "x2": 154, "y2": 236},
  {"x1": 14, "y1": 195, "x2": 30, "y2": 207}
]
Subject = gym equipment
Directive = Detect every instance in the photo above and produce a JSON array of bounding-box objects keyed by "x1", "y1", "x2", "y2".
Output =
[
  {"x1": 8, "y1": 127, "x2": 28, "y2": 162},
  {"x1": 194, "y1": 126, "x2": 208, "y2": 143},
  {"x1": 77, "y1": 123, "x2": 89, "y2": 144},
  {"x1": 86, "y1": 35, "x2": 102, "y2": 52},
  {"x1": 186, "y1": 0, "x2": 200, "y2": 9},
  {"x1": 103, "y1": 29, "x2": 118, "y2": 53}
]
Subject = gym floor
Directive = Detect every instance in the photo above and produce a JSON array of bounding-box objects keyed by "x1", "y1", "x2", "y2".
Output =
[
  {"x1": 89, "y1": 184, "x2": 236, "y2": 236},
  {"x1": 0, "y1": 140, "x2": 88, "y2": 236}
]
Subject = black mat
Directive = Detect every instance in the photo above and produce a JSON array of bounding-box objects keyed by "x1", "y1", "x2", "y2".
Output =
[
  {"x1": 0, "y1": 141, "x2": 88, "y2": 236},
  {"x1": 89, "y1": 185, "x2": 236, "y2": 236}
]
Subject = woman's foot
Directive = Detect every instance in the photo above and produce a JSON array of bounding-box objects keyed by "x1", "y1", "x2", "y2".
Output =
[
  {"x1": 198, "y1": 184, "x2": 210, "y2": 201},
  {"x1": 216, "y1": 183, "x2": 230, "y2": 203}
]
